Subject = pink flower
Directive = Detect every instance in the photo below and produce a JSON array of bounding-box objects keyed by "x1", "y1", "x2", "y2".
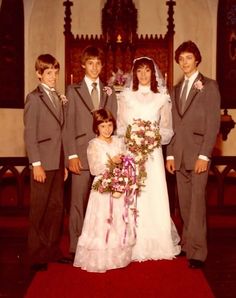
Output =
[
  {"x1": 103, "y1": 86, "x2": 113, "y2": 96},
  {"x1": 194, "y1": 80, "x2": 204, "y2": 91}
]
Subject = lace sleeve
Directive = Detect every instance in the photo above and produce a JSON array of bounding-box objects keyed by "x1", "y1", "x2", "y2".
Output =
[
  {"x1": 159, "y1": 96, "x2": 174, "y2": 145},
  {"x1": 87, "y1": 141, "x2": 107, "y2": 176},
  {"x1": 117, "y1": 135, "x2": 127, "y2": 155},
  {"x1": 117, "y1": 93, "x2": 128, "y2": 137}
]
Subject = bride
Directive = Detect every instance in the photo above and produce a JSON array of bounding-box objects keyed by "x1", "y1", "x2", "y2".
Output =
[{"x1": 117, "y1": 57, "x2": 181, "y2": 261}]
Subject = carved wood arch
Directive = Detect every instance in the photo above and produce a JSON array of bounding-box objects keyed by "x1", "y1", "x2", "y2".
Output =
[{"x1": 63, "y1": 0, "x2": 176, "y2": 90}]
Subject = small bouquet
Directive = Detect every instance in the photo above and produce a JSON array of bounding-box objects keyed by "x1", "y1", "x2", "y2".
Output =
[
  {"x1": 92, "y1": 154, "x2": 137, "y2": 198},
  {"x1": 125, "y1": 119, "x2": 161, "y2": 193}
]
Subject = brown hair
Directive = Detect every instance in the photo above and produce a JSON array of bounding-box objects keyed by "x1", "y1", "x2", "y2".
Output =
[
  {"x1": 132, "y1": 58, "x2": 158, "y2": 93},
  {"x1": 81, "y1": 46, "x2": 105, "y2": 66},
  {"x1": 175, "y1": 40, "x2": 202, "y2": 66},
  {"x1": 92, "y1": 109, "x2": 117, "y2": 135},
  {"x1": 35, "y1": 54, "x2": 60, "y2": 75}
]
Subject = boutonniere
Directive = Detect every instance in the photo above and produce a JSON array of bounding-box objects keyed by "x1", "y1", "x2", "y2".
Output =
[
  {"x1": 58, "y1": 94, "x2": 68, "y2": 105},
  {"x1": 194, "y1": 80, "x2": 204, "y2": 91},
  {"x1": 103, "y1": 86, "x2": 113, "y2": 96}
]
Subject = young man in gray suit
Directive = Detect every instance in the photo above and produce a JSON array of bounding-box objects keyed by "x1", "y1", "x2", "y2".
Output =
[
  {"x1": 166, "y1": 41, "x2": 221, "y2": 269},
  {"x1": 66, "y1": 46, "x2": 117, "y2": 257},
  {"x1": 24, "y1": 54, "x2": 69, "y2": 271}
]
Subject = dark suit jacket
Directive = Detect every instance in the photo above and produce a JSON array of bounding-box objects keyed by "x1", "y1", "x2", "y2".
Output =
[
  {"x1": 65, "y1": 78, "x2": 117, "y2": 169},
  {"x1": 167, "y1": 73, "x2": 221, "y2": 170},
  {"x1": 24, "y1": 84, "x2": 67, "y2": 170}
]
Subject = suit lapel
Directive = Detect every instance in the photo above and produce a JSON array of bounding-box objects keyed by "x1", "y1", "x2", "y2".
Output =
[
  {"x1": 176, "y1": 73, "x2": 205, "y2": 116},
  {"x1": 74, "y1": 79, "x2": 109, "y2": 112},
  {"x1": 99, "y1": 81, "x2": 108, "y2": 108},
  {"x1": 175, "y1": 81, "x2": 183, "y2": 116},
  {"x1": 61, "y1": 105, "x2": 65, "y2": 127},
  {"x1": 37, "y1": 85, "x2": 62, "y2": 125},
  {"x1": 74, "y1": 80, "x2": 94, "y2": 113},
  {"x1": 183, "y1": 73, "x2": 204, "y2": 114}
]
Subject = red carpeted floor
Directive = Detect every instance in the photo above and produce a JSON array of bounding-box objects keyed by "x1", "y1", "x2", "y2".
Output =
[
  {"x1": 2, "y1": 176, "x2": 236, "y2": 297},
  {"x1": 25, "y1": 257, "x2": 214, "y2": 298},
  {"x1": 20, "y1": 213, "x2": 215, "y2": 298}
]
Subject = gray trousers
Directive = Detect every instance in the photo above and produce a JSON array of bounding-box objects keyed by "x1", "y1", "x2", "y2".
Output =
[
  {"x1": 69, "y1": 170, "x2": 92, "y2": 253},
  {"x1": 176, "y1": 166, "x2": 209, "y2": 261},
  {"x1": 28, "y1": 166, "x2": 64, "y2": 264}
]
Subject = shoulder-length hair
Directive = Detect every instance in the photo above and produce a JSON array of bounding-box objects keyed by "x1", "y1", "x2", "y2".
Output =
[
  {"x1": 92, "y1": 108, "x2": 117, "y2": 135},
  {"x1": 132, "y1": 58, "x2": 158, "y2": 93},
  {"x1": 175, "y1": 40, "x2": 202, "y2": 66}
]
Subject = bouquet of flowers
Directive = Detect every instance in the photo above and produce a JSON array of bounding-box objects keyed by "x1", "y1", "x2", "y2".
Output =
[
  {"x1": 125, "y1": 119, "x2": 161, "y2": 193},
  {"x1": 92, "y1": 155, "x2": 137, "y2": 198}
]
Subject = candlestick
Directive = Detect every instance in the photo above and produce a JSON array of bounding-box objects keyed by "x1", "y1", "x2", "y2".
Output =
[{"x1": 164, "y1": 73, "x2": 167, "y2": 84}]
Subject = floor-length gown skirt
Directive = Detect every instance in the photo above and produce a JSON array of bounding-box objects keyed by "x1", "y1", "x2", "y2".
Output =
[
  {"x1": 74, "y1": 191, "x2": 136, "y2": 272},
  {"x1": 131, "y1": 147, "x2": 180, "y2": 261}
]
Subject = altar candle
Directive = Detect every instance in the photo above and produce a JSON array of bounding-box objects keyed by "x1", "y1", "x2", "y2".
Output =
[
  {"x1": 70, "y1": 74, "x2": 73, "y2": 84},
  {"x1": 164, "y1": 73, "x2": 167, "y2": 84}
]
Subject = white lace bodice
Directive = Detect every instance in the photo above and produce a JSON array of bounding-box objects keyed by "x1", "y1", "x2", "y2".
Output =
[{"x1": 117, "y1": 88, "x2": 174, "y2": 145}]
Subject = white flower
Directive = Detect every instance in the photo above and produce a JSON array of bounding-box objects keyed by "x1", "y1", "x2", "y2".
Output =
[
  {"x1": 135, "y1": 153, "x2": 143, "y2": 163},
  {"x1": 134, "y1": 136, "x2": 142, "y2": 145},
  {"x1": 59, "y1": 94, "x2": 68, "y2": 105},
  {"x1": 146, "y1": 131, "x2": 155, "y2": 137},
  {"x1": 194, "y1": 80, "x2": 204, "y2": 91},
  {"x1": 132, "y1": 124, "x2": 139, "y2": 131},
  {"x1": 103, "y1": 86, "x2": 113, "y2": 96}
]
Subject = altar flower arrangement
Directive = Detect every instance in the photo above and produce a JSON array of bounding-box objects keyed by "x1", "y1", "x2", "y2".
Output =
[
  {"x1": 108, "y1": 68, "x2": 130, "y2": 89},
  {"x1": 194, "y1": 80, "x2": 204, "y2": 91},
  {"x1": 125, "y1": 119, "x2": 161, "y2": 192},
  {"x1": 92, "y1": 155, "x2": 137, "y2": 198}
]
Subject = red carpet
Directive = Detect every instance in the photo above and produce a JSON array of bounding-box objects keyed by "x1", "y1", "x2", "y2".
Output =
[{"x1": 25, "y1": 258, "x2": 214, "y2": 298}]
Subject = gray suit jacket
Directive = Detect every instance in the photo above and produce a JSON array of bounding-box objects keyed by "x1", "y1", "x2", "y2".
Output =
[
  {"x1": 167, "y1": 73, "x2": 221, "y2": 170},
  {"x1": 65, "y1": 78, "x2": 117, "y2": 170},
  {"x1": 24, "y1": 84, "x2": 67, "y2": 170}
]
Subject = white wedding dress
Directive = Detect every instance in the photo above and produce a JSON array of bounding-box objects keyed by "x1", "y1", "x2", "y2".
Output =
[
  {"x1": 73, "y1": 136, "x2": 136, "y2": 272},
  {"x1": 117, "y1": 86, "x2": 181, "y2": 261}
]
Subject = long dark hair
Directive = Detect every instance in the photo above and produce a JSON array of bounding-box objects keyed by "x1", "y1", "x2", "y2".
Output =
[{"x1": 132, "y1": 58, "x2": 158, "y2": 93}]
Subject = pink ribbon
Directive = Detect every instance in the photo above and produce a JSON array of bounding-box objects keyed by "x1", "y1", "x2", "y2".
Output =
[
  {"x1": 105, "y1": 194, "x2": 113, "y2": 243},
  {"x1": 122, "y1": 155, "x2": 138, "y2": 244}
]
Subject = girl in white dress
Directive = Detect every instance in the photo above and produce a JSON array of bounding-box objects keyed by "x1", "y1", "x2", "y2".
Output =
[
  {"x1": 117, "y1": 57, "x2": 181, "y2": 261},
  {"x1": 73, "y1": 109, "x2": 136, "y2": 272}
]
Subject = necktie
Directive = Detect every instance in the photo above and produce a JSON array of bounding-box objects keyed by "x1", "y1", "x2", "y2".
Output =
[
  {"x1": 91, "y1": 82, "x2": 99, "y2": 109},
  {"x1": 180, "y1": 79, "x2": 189, "y2": 114},
  {"x1": 49, "y1": 89, "x2": 62, "y2": 121}
]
